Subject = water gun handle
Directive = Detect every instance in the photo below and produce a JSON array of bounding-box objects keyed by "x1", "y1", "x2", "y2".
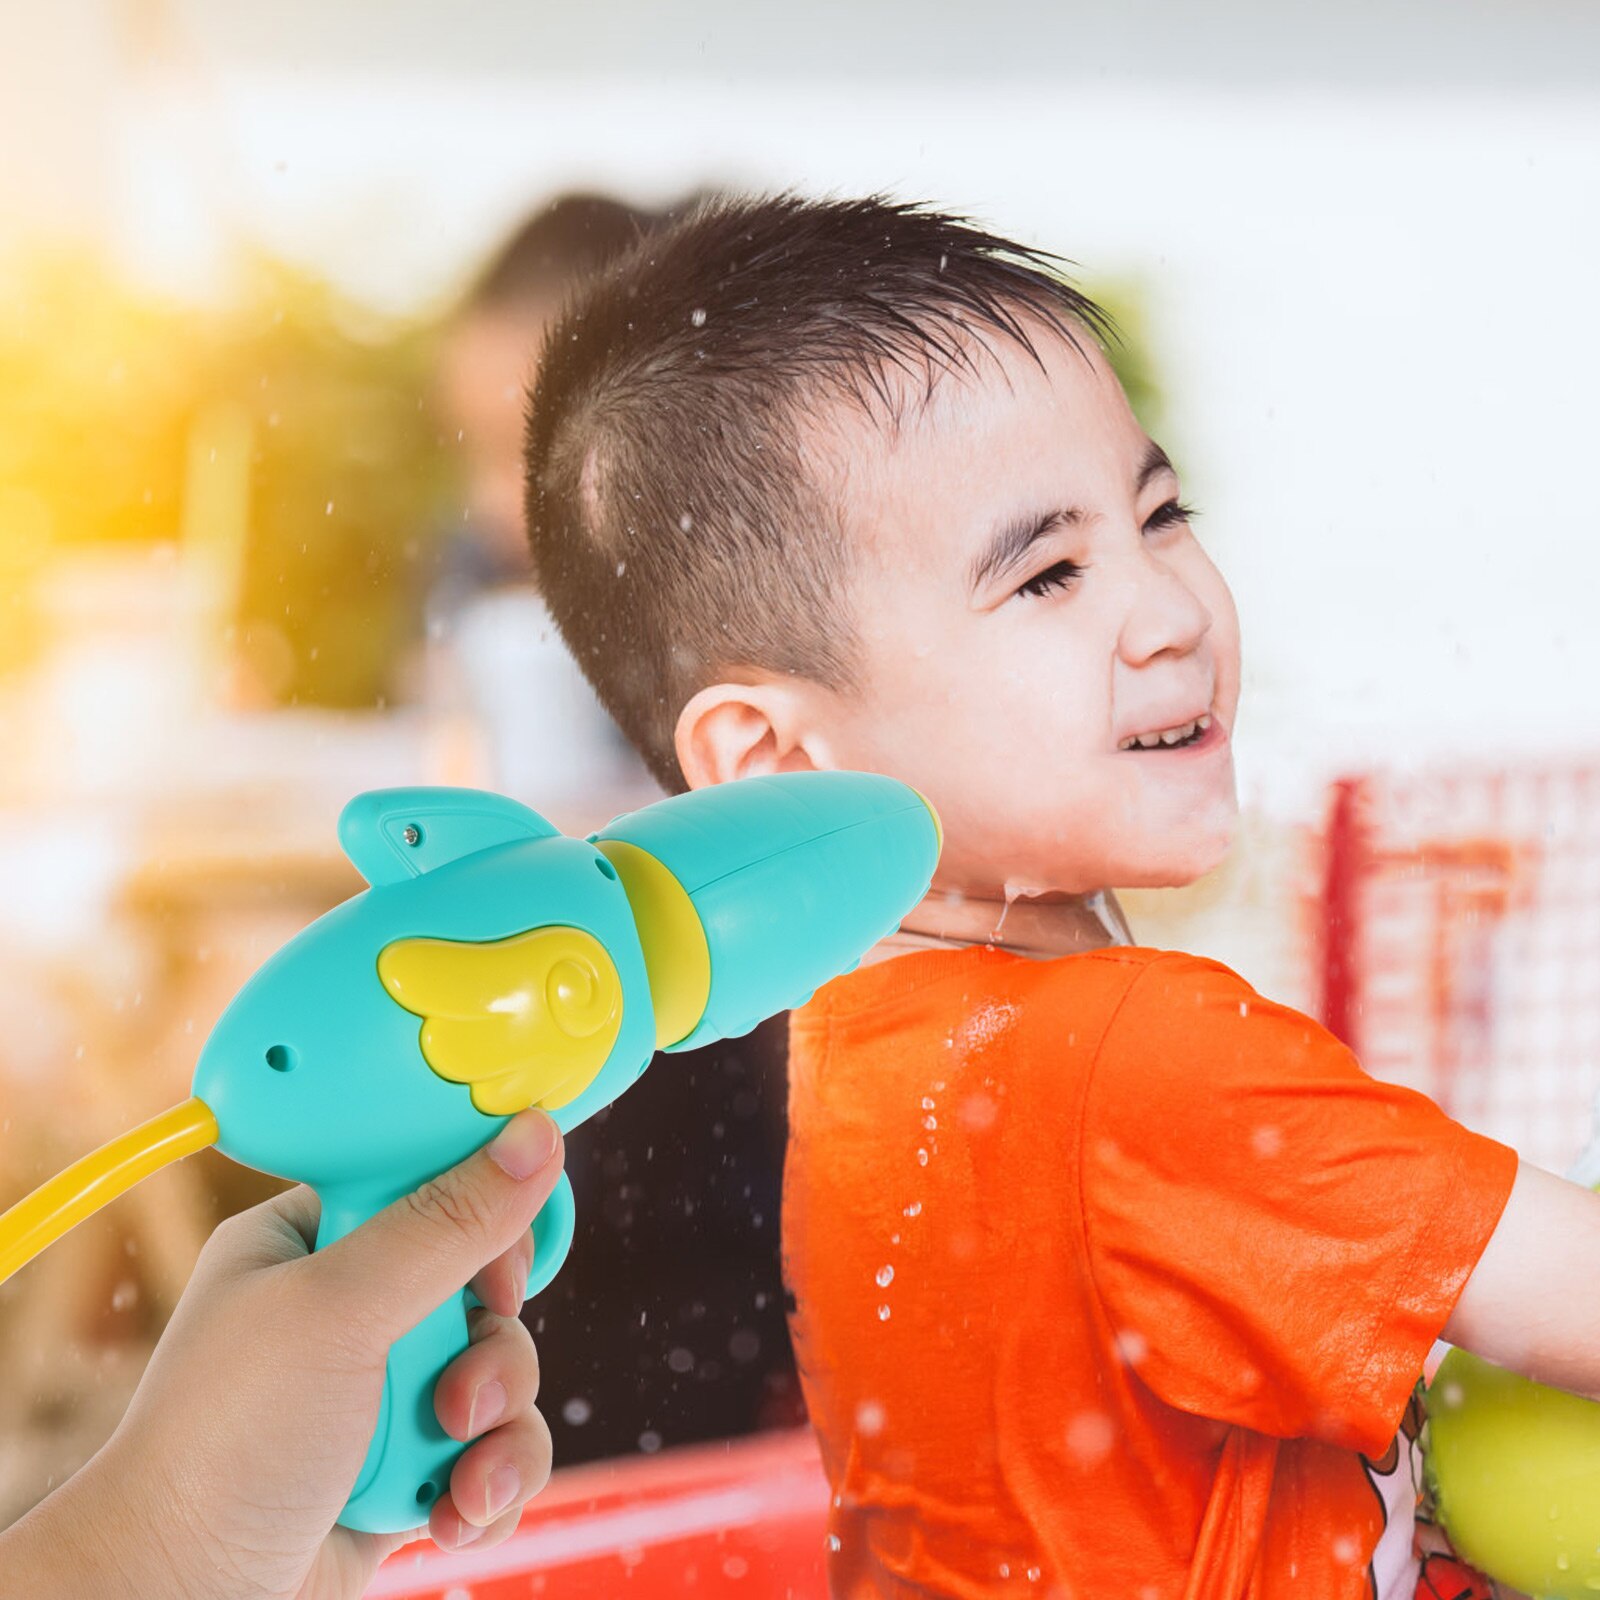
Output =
[{"x1": 317, "y1": 1171, "x2": 576, "y2": 1533}]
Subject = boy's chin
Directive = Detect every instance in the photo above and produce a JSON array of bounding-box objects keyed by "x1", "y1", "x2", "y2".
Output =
[{"x1": 1116, "y1": 820, "x2": 1238, "y2": 888}]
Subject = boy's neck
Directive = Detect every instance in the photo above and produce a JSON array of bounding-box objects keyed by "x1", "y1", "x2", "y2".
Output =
[{"x1": 864, "y1": 886, "x2": 1135, "y2": 965}]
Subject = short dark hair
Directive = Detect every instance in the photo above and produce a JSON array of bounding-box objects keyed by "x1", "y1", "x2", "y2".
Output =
[
  {"x1": 524, "y1": 193, "x2": 1117, "y2": 792},
  {"x1": 464, "y1": 193, "x2": 655, "y2": 315}
]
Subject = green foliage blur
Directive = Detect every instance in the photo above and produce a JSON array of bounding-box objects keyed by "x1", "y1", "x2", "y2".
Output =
[
  {"x1": 0, "y1": 251, "x2": 456, "y2": 705},
  {"x1": 1087, "y1": 278, "x2": 1166, "y2": 439}
]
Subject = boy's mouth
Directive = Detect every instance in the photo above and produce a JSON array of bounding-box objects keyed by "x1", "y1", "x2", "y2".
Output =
[{"x1": 1117, "y1": 712, "x2": 1214, "y2": 753}]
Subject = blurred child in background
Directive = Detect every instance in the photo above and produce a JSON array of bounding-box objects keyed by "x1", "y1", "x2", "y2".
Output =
[{"x1": 437, "y1": 187, "x2": 803, "y2": 1469}]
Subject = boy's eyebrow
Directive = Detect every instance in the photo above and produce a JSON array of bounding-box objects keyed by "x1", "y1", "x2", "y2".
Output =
[{"x1": 967, "y1": 440, "x2": 1177, "y2": 595}]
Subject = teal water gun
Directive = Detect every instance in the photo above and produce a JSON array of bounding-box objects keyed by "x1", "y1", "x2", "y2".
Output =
[{"x1": 0, "y1": 771, "x2": 941, "y2": 1532}]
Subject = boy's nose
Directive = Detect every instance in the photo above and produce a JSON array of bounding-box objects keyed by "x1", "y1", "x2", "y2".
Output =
[{"x1": 1115, "y1": 557, "x2": 1212, "y2": 667}]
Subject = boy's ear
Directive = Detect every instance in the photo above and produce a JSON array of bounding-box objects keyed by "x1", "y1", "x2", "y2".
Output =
[{"x1": 675, "y1": 680, "x2": 833, "y2": 789}]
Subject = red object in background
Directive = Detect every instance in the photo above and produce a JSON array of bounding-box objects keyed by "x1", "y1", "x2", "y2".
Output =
[{"x1": 369, "y1": 1428, "x2": 828, "y2": 1599}]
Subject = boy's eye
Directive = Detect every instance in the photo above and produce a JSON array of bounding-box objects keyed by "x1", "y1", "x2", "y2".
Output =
[
  {"x1": 1016, "y1": 560, "x2": 1081, "y2": 600},
  {"x1": 1146, "y1": 498, "x2": 1198, "y2": 533},
  {"x1": 1014, "y1": 502, "x2": 1198, "y2": 601}
]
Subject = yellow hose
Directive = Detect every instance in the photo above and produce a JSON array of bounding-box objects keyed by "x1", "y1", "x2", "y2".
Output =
[{"x1": 0, "y1": 1097, "x2": 219, "y2": 1287}]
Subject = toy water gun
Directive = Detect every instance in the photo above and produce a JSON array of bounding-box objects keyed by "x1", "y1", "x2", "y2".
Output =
[{"x1": 0, "y1": 771, "x2": 941, "y2": 1533}]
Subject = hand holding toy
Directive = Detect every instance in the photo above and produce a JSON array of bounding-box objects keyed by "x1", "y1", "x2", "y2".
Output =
[{"x1": 0, "y1": 770, "x2": 941, "y2": 1533}]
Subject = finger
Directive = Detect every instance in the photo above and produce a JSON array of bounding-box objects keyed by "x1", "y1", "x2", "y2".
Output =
[
  {"x1": 308, "y1": 1110, "x2": 563, "y2": 1348},
  {"x1": 447, "y1": 1410, "x2": 554, "y2": 1530},
  {"x1": 259, "y1": 1183, "x2": 322, "y2": 1255},
  {"x1": 196, "y1": 1183, "x2": 322, "y2": 1277},
  {"x1": 428, "y1": 1491, "x2": 524, "y2": 1555},
  {"x1": 467, "y1": 1228, "x2": 534, "y2": 1319},
  {"x1": 434, "y1": 1308, "x2": 541, "y2": 1443}
]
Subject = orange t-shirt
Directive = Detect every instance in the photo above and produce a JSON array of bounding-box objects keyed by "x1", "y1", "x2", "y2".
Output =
[{"x1": 782, "y1": 944, "x2": 1519, "y2": 1600}]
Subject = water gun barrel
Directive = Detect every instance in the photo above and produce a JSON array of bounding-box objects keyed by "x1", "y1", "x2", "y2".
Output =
[{"x1": 593, "y1": 770, "x2": 942, "y2": 1050}]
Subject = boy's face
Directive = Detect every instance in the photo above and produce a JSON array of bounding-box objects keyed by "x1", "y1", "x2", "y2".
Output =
[{"x1": 812, "y1": 322, "x2": 1241, "y2": 896}]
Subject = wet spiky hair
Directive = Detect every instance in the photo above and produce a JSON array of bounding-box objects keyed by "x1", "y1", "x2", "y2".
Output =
[{"x1": 525, "y1": 193, "x2": 1116, "y2": 792}]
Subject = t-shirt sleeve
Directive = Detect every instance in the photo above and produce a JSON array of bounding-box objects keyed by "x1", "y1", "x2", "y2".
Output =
[{"x1": 1079, "y1": 950, "x2": 1519, "y2": 1456}]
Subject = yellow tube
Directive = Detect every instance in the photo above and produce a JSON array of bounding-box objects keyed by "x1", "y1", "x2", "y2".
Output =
[{"x1": 0, "y1": 1097, "x2": 219, "y2": 1287}]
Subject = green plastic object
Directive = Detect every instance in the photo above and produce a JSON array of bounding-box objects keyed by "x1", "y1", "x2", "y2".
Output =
[{"x1": 1428, "y1": 1345, "x2": 1600, "y2": 1599}]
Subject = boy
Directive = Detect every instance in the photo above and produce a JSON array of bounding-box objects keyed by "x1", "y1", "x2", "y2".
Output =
[{"x1": 524, "y1": 194, "x2": 1576, "y2": 1598}]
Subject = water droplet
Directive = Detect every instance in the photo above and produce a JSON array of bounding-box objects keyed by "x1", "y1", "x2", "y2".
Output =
[
  {"x1": 1065, "y1": 1410, "x2": 1116, "y2": 1466},
  {"x1": 876, "y1": 1265, "x2": 895, "y2": 1288},
  {"x1": 562, "y1": 1396, "x2": 592, "y2": 1425},
  {"x1": 921, "y1": 1096, "x2": 936, "y2": 1110},
  {"x1": 679, "y1": 511, "x2": 693, "y2": 532},
  {"x1": 877, "y1": 1304, "x2": 892, "y2": 1321},
  {"x1": 690, "y1": 308, "x2": 708, "y2": 328},
  {"x1": 638, "y1": 1429, "x2": 662, "y2": 1453},
  {"x1": 324, "y1": 500, "x2": 334, "y2": 515},
  {"x1": 916, "y1": 1148, "x2": 929, "y2": 1166},
  {"x1": 827, "y1": 1534, "x2": 842, "y2": 1552},
  {"x1": 668, "y1": 1346, "x2": 695, "y2": 1374},
  {"x1": 1027, "y1": 1567, "x2": 1041, "y2": 1583},
  {"x1": 904, "y1": 1201, "x2": 922, "y2": 1217},
  {"x1": 855, "y1": 1398, "x2": 885, "y2": 1435},
  {"x1": 722, "y1": 1554, "x2": 749, "y2": 1579},
  {"x1": 923, "y1": 1114, "x2": 937, "y2": 1131}
]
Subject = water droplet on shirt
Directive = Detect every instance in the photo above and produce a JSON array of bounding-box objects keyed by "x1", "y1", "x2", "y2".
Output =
[
  {"x1": 923, "y1": 1114, "x2": 937, "y2": 1131},
  {"x1": 1116, "y1": 1328, "x2": 1148, "y2": 1365},
  {"x1": 904, "y1": 1201, "x2": 922, "y2": 1217},
  {"x1": 827, "y1": 1534, "x2": 842, "y2": 1552},
  {"x1": 855, "y1": 1398, "x2": 885, "y2": 1435},
  {"x1": 876, "y1": 1264, "x2": 895, "y2": 1288},
  {"x1": 1027, "y1": 1567, "x2": 1041, "y2": 1583},
  {"x1": 690, "y1": 307, "x2": 708, "y2": 327},
  {"x1": 1065, "y1": 1410, "x2": 1116, "y2": 1466},
  {"x1": 921, "y1": 1096, "x2": 936, "y2": 1110},
  {"x1": 916, "y1": 1148, "x2": 929, "y2": 1166},
  {"x1": 877, "y1": 1304, "x2": 891, "y2": 1321}
]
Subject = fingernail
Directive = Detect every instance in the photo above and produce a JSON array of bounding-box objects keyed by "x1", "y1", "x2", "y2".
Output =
[
  {"x1": 453, "y1": 1518, "x2": 485, "y2": 1548},
  {"x1": 485, "y1": 1462, "x2": 521, "y2": 1522},
  {"x1": 467, "y1": 1378, "x2": 507, "y2": 1437},
  {"x1": 488, "y1": 1110, "x2": 559, "y2": 1181}
]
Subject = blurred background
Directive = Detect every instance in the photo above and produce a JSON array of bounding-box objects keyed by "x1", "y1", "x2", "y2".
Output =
[{"x1": 1, "y1": 2, "x2": 1597, "y2": 1593}]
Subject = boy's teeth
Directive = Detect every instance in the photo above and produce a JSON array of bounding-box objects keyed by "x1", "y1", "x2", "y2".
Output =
[{"x1": 1120, "y1": 712, "x2": 1210, "y2": 752}]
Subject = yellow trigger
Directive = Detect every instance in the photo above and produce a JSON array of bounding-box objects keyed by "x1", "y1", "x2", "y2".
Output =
[{"x1": 377, "y1": 927, "x2": 623, "y2": 1116}]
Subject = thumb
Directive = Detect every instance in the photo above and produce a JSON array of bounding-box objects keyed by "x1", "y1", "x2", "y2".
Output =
[{"x1": 311, "y1": 1108, "x2": 564, "y2": 1350}]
